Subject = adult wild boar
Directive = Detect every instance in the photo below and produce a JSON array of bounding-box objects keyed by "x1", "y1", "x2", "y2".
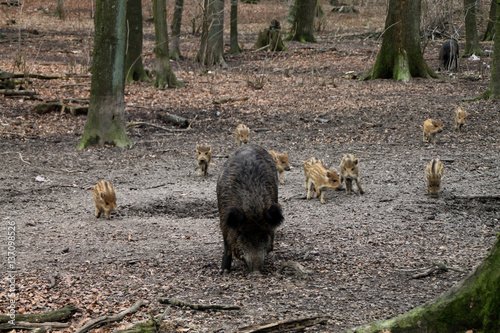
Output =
[
  {"x1": 439, "y1": 39, "x2": 459, "y2": 71},
  {"x1": 217, "y1": 144, "x2": 284, "y2": 274}
]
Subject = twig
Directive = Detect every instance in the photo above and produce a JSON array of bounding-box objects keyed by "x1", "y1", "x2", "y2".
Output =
[
  {"x1": 158, "y1": 297, "x2": 240, "y2": 311},
  {"x1": 74, "y1": 300, "x2": 146, "y2": 333},
  {"x1": 18, "y1": 152, "x2": 30, "y2": 165},
  {"x1": 279, "y1": 261, "x2": 312, "y2": 275},
  {"x1": 409, "y1": 263, "x2": 467, "y2": 279},
  {"x1": 212, "y1": 96, "x2": 249, "y2": 104},
  {"x1": 126, "y1": 121, "x2": 192, "y2": 132}
]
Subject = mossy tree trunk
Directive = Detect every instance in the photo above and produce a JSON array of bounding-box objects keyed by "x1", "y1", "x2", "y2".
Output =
[
  {"x1": 125, "y1": 0, "x2": 149, "y2": 82},
  {"x1": 56, "y1": 0, "x2": 65, "y2": 20},
  {"x1": 152, "y1": 0, "x2": 183, "y2": 88},
  {"x1": 482, "y1": 0, "x2": 497, "y2": 41},
  {"x1": 197, "y1": 0, "x2": 226, "y2": 67},
  {"x1": 229, "y1": 0, "x2": 241, "y2": 54},
  {"x1": 463, "y1": 0, "x2": 484, "y2": 56},
  {"x1": 170, "y1": 0, "x2": 184, "y2": 59},
  {"x1": 286, "y1": 0, "x2": 316, "y2": 42},
  {"x1": 363, "y1": 0, "x2": 436, "y2": 82},
  {"x1": 349, "y1": 232, "x2": 500, "y2": 332},
  {"x1": 76, "y1": 0, "x2": 131, "y2": 150},
  {"x1": 478, "y1": 0, "x2": 500, "y2": 100}
]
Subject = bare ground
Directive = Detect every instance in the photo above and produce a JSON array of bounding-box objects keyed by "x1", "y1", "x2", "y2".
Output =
[{"x1": 1, "y1": 2, "x2": 500, "y2": 332}]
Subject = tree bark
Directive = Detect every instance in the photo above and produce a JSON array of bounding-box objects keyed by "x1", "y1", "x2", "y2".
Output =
[
  {"x1": 76, "y1": 0, "x2": 131, "y2": 150},
  {"x1": 56, "y1": 0, "x2": 65, "y2": 20},
  {"x1": 152, "y1": 0, "x2": 183, "y2": 88},
  {"x1": 0, "y1": 304, "x2": 77, "y2": 324},
  {"x1": 197, "y1": 0, "x2": 226, "y2": 67},
  {"x1": 463, "y1": 0, "x2": 484, "y2": 56},
  {"x1": 125, "y1": 0, "x2": 150, "y2": 82},
  {"x1": 482, "y1": 0, "x2": 497, "y2": 41},
  {"x1": 349, "y1": 232, "x2": 500, "y2": 332},
  {"x1": 286, "y1": 0, "x2": 317, "y2": 42},
  {"x1": 229, "y1": 0, "x2": 241, "y2": 54},
  {"x1": 170, "y1": 0, "x2": 184, "y2": 59},
  {"x1": 478, "y1": 0, "x2": 500, "y2": 100},
  {"x1": 363, "y1": 0, "x2": 436, "y2": 81}
]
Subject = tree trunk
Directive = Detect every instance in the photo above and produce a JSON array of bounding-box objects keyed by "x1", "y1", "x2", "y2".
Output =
[
  {"x1": 482, "y1": 0, "x2": 497, "y2": 41},
  {"x1": 170, "y1": 0, "x2": 184, "y2": 59},
  {"x1": 478, "y1": 0, "x2": 500, "y2": 99},
  {"x1": 125, "y1": 0, "x2": 150, "y2": 82},
  {"x1": 229, "y1": 0, "x2": 241, "y2": 54},
  {"x1": 286, "y1": 0, "x2": 317, "y2": 42},
  {"x1": 197, "y1": 0, "x2": 227, "y2": 67},
  {"x1": 56, "y1": 0, "x2": 65, "y2": 20},
  {"x1": 463, "y1": 0, "x2": 484, "y2": 56},
  {"x1": 152, "y1": 0, "x2": 183, "y2": 88},
  {"x1": 76, "y1": 0, "x2": 131, "y2": 150},
  {"x1": 349, "y1": 232, "x2": 500, "y2": 332},
  {"x1": 363, "y1": 0, "x2": 436, "y2": 81}
]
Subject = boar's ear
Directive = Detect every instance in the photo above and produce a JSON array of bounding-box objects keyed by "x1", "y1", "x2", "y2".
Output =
[
  {"x1": 353, "y1": 158, "x2": 358, "y2": 165},
  {"x1": 225, "y1": 207, "x2": 245, "y2": 229},
  {"x1": 264, "y1": 203, "x2": 284, "y2": 227}
]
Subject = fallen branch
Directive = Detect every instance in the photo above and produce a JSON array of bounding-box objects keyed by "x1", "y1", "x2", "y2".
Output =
[
  {"x1": 279, "y1": 261, "x2": 312, "y2": 275},
  {"x1": 212, "y1": 96, "x2": 249, "y2": 104},
  {"x1": 0, "y1": 89, "x2": 36, "y2": 96},
  {"x1": 74, "y1": 300, "x2": 146, "y2": 333},
  {"x1": 156, "y1": 112, "x2": 190, "y2": 128},
  {"x1": 408, "y1": 263, "x2": 467, "y2": 279},
  {"x1": 0, "y1": 304, "x2": 78, "y2": 324},
  {"x1": 299, "y1": 117, "x2": 329, "y2": 123},
  {"x1": 158, "y1": 297, "x2": 240, "y2": 311},
  {"x1": 236, "y1": 316, "x2": 329, "y2": 333},
  {"x1": 113, "y1": 317, "x2": 160, "y2": 333},
  {"x1": 127, "y1": 121, "x2": 192, "y2": 132},
  {"x1": 32, "y1": 102, "x2": 88, "y2": 116},
  {"x1": 0, "y1": 321, "x2": 70, "y2": 331}
]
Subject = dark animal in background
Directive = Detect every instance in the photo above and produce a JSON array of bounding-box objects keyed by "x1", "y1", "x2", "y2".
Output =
[
  {"x1": 216, "y1": 144, "x2": 284, "y2": 274},
  {"x1": 439, "y1": 39, "x2": 459, "y2": 72},
  {"x1": 269, "y1": 19, "x2": 281, "y2": 31}
]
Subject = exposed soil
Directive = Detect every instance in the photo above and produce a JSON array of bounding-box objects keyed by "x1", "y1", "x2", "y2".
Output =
[{"x1": 1, "y1": 2, "x2": 499, "y2": 332}]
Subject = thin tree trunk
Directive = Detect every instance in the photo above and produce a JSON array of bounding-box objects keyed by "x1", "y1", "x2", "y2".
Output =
[
  {"x1": 229, "y1": 0, "x2": 241, "y2": 54},
  {"x1": 478, "y1": 0, "x2": 500, "y2": 99},
  {"x1": 349, "y1": 232, "x2": 500, "y2": 332},
  {"x1": 463, "y1": 0, "x2": 484, "y2": 56},
  {"x1": 197, "y1": 0, "x2": 226, "y2": 67},
  {"x1": 125, "y1": 0, "x2": 150, "y2": 82},
  {"x1": 56, "y1": 0, "x2": 66, "y2": 20},
  {"x1": 77, "y1": 0, "x2": 131, "y2": 150},
  {"x1": 482, "y1": 0, "x2": 497, "y2": 41},
  {"x1": 286, "y1": 0, "x2": 316, "y2": 42},
  {"x1": 152, "y1": 0, "x2": 183, "y2": 88},
  {"x1": 170, "y1": 0, "x2": 184, "y2": 59},
  {"x1": 363, "y1": 0, "x2": 436, "y2": 81}
]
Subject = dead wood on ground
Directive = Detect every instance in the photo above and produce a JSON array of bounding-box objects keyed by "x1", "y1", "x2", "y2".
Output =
[
  {"x1": 0, "y1": 304, "x2": 78, "y2": 324},
  {"x1": 158, "y1": 297, "x2": 241, "y2": 311},
  {"x1": 74, "y1": 300, "x2": 146, "y2": 333},
  {"x1": 0, "y1": 321, "x2": 70, "y2": 331},
  {"x1": 236, "y1": 316, "x2": 329, "y2": 333},
  {"x1": 32, "y1": 102, "x2": 88, "y2": 116},
  {"x1": 0, "y1": 89, "x2": 36, "y2": 96},
  {"x1": 126, "y1": 121, "x2": 192, "y2": 132}
]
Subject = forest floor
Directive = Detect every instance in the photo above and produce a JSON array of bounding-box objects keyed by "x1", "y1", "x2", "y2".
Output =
[{"x1": 0, "y1": 1, "x2": 499, "y2": 332}]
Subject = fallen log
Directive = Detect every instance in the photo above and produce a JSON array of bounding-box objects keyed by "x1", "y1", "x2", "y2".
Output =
[
  {"x1": 212, "y1": 96, "x2": 249, "y2": 104},
  {"x1": 113, "y1": 317, "x2": 160, "y2": 333},
  {"x1": 32, "y1": 102, "x2": 88, "y2": 116},
  {"x1": 74, "y1": 300, "x2": 145, "y2": 333},
  {"x1": 156, "y1": 112, "x2": 190, "y2": 128},
  {"x1": 0, "y1": 304, "x2": 78, "y2": 324},
  {"x1": 236, "y1": 316, "x2": 329, "y2": 333},
  {"x1": 0, "y1": 89, "x2": 36, "y2": 96},
  {"x1": 0, "y1": 321, "x2": 70, "y2": 331},
  {"x1": 158, "y1": 297, "x2": 240, "y2": 311}
]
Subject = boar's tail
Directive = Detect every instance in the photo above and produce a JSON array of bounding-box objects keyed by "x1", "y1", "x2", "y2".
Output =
[
  {"x1": 264, "y1": 203, "x2": 284, "y2": 228},
  {"x1": 225, "y1": 207, "x2": 245, "y2": 229}
]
